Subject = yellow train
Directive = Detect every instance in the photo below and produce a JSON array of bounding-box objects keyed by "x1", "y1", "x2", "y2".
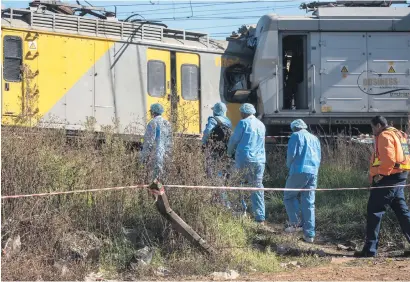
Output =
[{"x1": 1, "y1": 2, "x2": 253, "y2": 137}]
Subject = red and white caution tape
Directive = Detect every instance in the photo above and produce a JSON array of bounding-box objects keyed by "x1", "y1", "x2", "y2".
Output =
[
  {"x1": 1, "y1": 183, "x2": 409, "y2": 200},
  {"x1": 1, "y1": 184, "x2": 149, "y2": 199},
  {"x1": 166, "y1": 184, "x2": 410, "y2": 192}
]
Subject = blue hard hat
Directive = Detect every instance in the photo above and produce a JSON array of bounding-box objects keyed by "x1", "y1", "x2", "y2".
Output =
[
  {"x1": 150, "y1": 103, "x2": 164, "y2": 115},
  {"x1": 290, "y1": 119, "x2": 308, "y2": 131},
  {"x1": 212, "y1": 102, "x2": 227, "y2": 116},
  {"x1": 239, "y1": 103, "x2": 256, "y2": 115}
]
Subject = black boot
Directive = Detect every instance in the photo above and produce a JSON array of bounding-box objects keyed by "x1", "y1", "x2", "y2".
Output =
[{"x1": 354, "y1": 249, "x2": 376, "y2": 258}]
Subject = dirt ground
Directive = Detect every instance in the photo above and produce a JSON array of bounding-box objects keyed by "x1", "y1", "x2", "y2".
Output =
[
  {"x1": 210, "y1": 223, "x2": 410, "y2": 281},
  {"x1": 245, "y1": 223, "x2": 410, "y2": 281},
  {"x1": 90, "y1": 222, "x2": 410, "y2": 281},
  {"x1": 164, "y1": 258, "x2": 410, "y2": 281},
  {"x1": 244, "y1": 258, "x2": 410, "y2": 281}
]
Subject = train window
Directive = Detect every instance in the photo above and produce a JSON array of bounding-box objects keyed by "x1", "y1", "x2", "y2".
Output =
[
  {"x1": 147, "y1": 60, "x2": 166, "y2": 97},
  {"x1": 224, "y1": 64, "x2": 252, "y2": 103},
  {"x1": 3, "y1": 36, "x2": 23, "y2": 82},
  {"x1": 181, "y1": 64, "x2": 199, "y2": 101}
]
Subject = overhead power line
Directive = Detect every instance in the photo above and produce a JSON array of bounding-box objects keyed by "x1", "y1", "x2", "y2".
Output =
[
  {"x1": 211, "y1": 31, "x2": 242, "y2": 34},
  {"x1": 146, "y1": 15, "x2": 267, "y2": 21},
  {"x1": 95, "y1": 0, "x2": 301, "y2": 7},
  {"x1": 143, "y1": 4, "x2": 299, "y2": 21},
  {"x1": 116, "y1": 0, "x2": 303, "y2": 14},
  {"x1": 146, "y1": 6, "x2": 273, "y2": 18},
  {"x1": 118, "y1": 4, "x2": 297, "y2": 17},
  {"x1": 186, "y1": 23, "x2": 255, "y2": 30}
]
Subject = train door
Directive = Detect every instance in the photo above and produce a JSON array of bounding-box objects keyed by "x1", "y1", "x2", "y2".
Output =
[
  {"x1": 366, "y1": 33, "x2": 410, "y2": 112},
  {"x1": 174, "y1": 52, "x2": 200, "y2": 134},
  {"x1": 2, "y1": 30, "x2": 39, "y2": 125},
  {"x1": 2, "y1": 32, "x2": 24, "y2": 121},
  {"x1": 146, "y1": 48, "x2": 172, "y2": 121}
]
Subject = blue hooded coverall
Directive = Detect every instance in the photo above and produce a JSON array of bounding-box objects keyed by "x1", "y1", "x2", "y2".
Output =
[
  {"x1": 140, "y1": 105, "x2": 172, "y2": 181},
  {"x1": 202, "y1": 102, "x2": 232, "y2": 145},
  {"x1": 284, "y1": 119, "x2": 321, "y2": 239},
  {"x1": 202, "y1": 102, "x2": 232, "y2": 207},
  {"x1": 227, "y1": 104, "x2": 266, "y2": 222}
]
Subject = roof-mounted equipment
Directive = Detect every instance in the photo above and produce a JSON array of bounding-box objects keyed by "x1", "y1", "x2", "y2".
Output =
[
  {"x1": 300, "y1": 0, "x2": 407, "y2": 11},
  {"x1": 29, "y1": 0, "x2": 110, "y2": 19}
]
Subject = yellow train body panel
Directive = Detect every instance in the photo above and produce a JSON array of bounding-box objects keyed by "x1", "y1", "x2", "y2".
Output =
[
  {"x1": 226, "y1": 103, "x2": 242, "y2": 128},
  {"x1": 175, "y1": 52, "x2": 200, "y2": 134},
  {"x1": 1, "y1": 9, "x2": 254, "y2": 137},
  {"x1": 2, "y1": 27, "x2": 113, "y2": 127},
  {"x1": 146, "y1": 48, "x2": 172, "y2": 122}
]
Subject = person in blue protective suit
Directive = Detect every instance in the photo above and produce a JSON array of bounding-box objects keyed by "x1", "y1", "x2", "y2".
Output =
[
  {"x1": 202, "y1": 102, "x2": 232, "y2": 146},
  {"x1": 284, "y1": 119, "x2": 321, "y2": 243},
  {"x1": 227, "y1": 103, "x2": 266, "y2": 224},
  {"x1": 140, "y1": 103, "x2": 172, "y2": 182},
  {"x1": 202, "y1": 102, "x2": 232, "y2": 208}
]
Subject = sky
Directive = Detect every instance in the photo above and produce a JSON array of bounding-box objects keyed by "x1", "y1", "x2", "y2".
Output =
[{"x1": 2, "y1": 0, "x2": 308, "y2": 38}]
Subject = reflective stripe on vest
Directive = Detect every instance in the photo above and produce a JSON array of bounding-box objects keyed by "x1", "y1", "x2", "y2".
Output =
[
  {"x1": 372, "y1": 128, "x2": 410, "y2": 171},
  {"x1": 373, "y1": 157, "x2": 381, "y2": 166}
]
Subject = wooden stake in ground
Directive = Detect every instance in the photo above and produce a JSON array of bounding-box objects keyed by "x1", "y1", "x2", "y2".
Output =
[{"x1": 149, "y1": 180, "x2": 216, "y2": 256}]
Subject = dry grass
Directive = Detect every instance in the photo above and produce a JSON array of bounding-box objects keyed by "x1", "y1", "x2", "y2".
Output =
[
  {"x1": 1, "y1": 123, "x2": 408, "y2": 280},
  {"x1": 1, "y1": 124, "x2": 271, "y2": 280}
]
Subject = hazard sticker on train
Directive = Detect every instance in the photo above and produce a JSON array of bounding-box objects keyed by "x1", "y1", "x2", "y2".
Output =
[
  {"x1": 28, "y1": 41, "x2": 37, "y2": 50},
  {"x1": 341, "y1": 66, "x2": 348, "y2": 73},
  {"x1": 388, "y1": 66, "x2": 396, "y2": 73}
]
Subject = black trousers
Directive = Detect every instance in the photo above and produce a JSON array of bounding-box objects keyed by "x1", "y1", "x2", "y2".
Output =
[{"x1": 363, "y1": 177, "x2": 410, "y2": 255}]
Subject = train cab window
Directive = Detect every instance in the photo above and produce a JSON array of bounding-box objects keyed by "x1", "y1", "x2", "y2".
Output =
[
  {"x1": 181, "y1": 64, "x2": 199, "y2": 101},
  {"x1": 147, "y1": 60, "x2": 166, "y2": 97},
  {"x1": 224, "y1": 64, "x2": 252, "y2": 103},
  {"x1": 3, "y1": 36, "x2": 23, "y2": 82}
]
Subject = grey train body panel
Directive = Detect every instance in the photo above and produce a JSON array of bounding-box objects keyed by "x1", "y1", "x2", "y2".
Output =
[
  {"x1": 40, "y1": 38, "x2": 251, "y2": 135},
  {"x1": 40, "y1": 43, "x2": 148, "y2": 135},
  {"x1": 251, "y1": 7, "x2": 410, "y2": 128},
  {"x1": 199, "y1": 52, "x2": 224, "y2": 130}
]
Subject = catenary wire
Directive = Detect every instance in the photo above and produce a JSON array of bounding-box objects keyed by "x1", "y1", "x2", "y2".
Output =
[
  {"x1": 116, "y1": 2, "x2": 302, "y2": 15},
  {"x1": 95, "y1": 0, "x2": 302, "y2": 8}
]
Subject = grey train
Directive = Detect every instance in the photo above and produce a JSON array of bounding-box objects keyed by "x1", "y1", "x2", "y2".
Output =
[{"x1": 234, "y1": 0, "x2": 410, "y2": 136}]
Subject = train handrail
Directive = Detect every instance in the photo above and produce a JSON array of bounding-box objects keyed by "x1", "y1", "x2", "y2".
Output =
[
  {"x1": 275, "y1": 64, "x2": 279, "y2": 113},
  {"x1": 312, "y1": 64, "x2": 316, "y2": 113}
]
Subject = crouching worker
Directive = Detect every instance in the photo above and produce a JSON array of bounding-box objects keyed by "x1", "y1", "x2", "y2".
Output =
[
  {"x1": 140, "y1": 103, "x2": 172, "y2": 182},
  {"x1": 202, "y1": 102, "x2": 232, "y2": 208},
  {"x1": 227, "y1": 103, "x2": 266, "y2": 224},
  {"x1": 284, "y1": 119, "x2": 321, "y2": 243},
  {"x1": 355, "y1": 116, "x2": 410, "y2": 257}
]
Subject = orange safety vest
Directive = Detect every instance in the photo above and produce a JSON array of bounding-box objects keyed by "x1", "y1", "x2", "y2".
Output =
[{"x1": 372, "y1": 127, "x2": 410, "y2": 171}]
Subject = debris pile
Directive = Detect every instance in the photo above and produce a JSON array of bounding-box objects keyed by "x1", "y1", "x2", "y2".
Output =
[{"x1": 227, "y1": 24, "x2": 258, "y2": 49}]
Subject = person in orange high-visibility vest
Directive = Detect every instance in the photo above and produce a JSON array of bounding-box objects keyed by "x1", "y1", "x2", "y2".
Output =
[{"x1": 355, "y1": 116, "x2": 410, "y2": 258}]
